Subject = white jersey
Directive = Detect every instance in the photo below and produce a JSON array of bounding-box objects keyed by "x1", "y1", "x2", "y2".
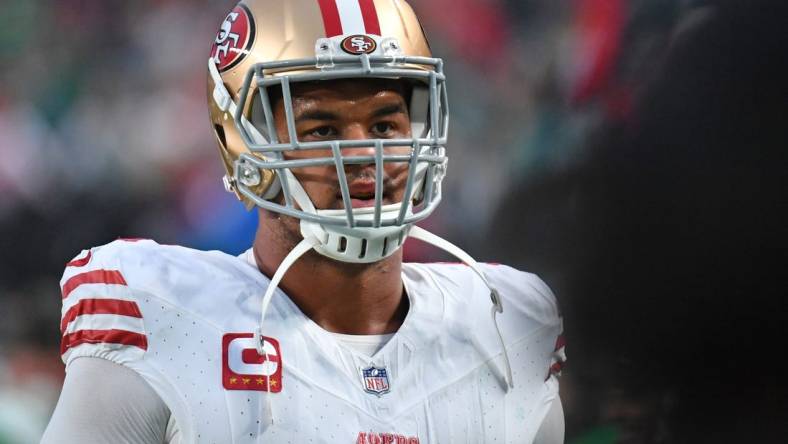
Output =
[{"x1": 58, "y1": 239, "x2": 564, "y2": 444}]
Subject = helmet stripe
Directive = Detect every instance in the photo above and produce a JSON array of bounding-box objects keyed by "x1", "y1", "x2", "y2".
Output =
[
  {"x1": 317, "y1": 0, "x2": 343, "y2": 37},
  {"x1": 318, "y1": 0, "x2": 381, "y2": 37},
  {"x1": 335, "y1": 0, "x2": 366, "y2": 35},
  {"x1": 358, "y1": 0, "x2": 381, "y2": 35}
]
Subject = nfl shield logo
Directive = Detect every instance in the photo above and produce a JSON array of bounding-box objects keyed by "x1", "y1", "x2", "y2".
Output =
[{"x1": 361, "y1": 365, "x2": 390, "y2": 396}]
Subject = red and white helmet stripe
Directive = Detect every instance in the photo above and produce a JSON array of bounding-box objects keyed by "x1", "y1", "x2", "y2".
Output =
[{"x1": 317, "y1": 0, "x2": 381, "y2": 37}]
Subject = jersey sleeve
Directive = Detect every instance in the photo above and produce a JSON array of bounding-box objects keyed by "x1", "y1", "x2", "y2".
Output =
[
  {"x1": 482, "y1": 265, "x2": 566, "y2": 440},
  {"x1": 484, "y1": 265, "x2": 566, "y2": 381},
  {"x1": 41, "y1": 357, "x2": 170, "y2": 444},
  {"x1": 59, "y1": 240, "x2": 151, "y2": 367}
]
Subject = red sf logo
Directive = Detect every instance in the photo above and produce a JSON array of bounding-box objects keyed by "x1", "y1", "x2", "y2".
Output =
[
  {"x1": 210, "y1": 4, "x2": 256, "y2": 72},
  {"x1": 221, "y1": 333, "x2": 282, "y2": 392},
  {"x1": 341, "y1": 35, "x2": 377, "y2": 55}
]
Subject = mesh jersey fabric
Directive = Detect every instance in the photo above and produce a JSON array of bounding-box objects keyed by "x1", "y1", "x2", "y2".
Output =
[{"x1": 48, "y1": 240, "x2": 565, "y2": 443}]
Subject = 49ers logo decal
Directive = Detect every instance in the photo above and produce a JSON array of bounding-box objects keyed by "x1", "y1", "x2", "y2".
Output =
[
  {"x1": 210, "y1": 4, "x2": 256, "y2": 72},
  {"x1": 341, "y1": 34, "x2": 377, "y2": 55}
]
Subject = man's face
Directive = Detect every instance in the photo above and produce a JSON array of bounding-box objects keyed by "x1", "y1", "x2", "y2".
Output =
[{"x1": 272, "y1": 79, "x2": 412, "y2": 211}]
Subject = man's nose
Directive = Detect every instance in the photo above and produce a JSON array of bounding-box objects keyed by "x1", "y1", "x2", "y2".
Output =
[{"x1": 340, "y1": 124, "x2": 377, "y2": 158}]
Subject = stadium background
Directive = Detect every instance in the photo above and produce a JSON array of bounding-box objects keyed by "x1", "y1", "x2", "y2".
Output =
[{"x1": 0, "y1": 0, "x2": 784, "y2": 442}]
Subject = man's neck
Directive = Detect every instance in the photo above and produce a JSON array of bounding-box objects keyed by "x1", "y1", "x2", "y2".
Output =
[{"x1": 252, "y1": 230, "x2": 408, "y2": 336}]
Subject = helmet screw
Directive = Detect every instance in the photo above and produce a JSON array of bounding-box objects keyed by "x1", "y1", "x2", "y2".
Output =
[
  {"x1": 381, "y1": 38, "x2": 403, "y2": 57},
  {"x1": 239, "y1": 165, "x2": 262, "y2": 187}
]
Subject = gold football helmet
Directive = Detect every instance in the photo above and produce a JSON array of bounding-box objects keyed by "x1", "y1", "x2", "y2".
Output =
[{"x1": 207, "y1": 0, "x2": 447, "y2": 264}]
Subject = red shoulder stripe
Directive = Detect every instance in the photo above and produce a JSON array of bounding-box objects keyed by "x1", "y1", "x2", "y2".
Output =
[
  {"x1": 66, "y1": 250, "x2": 92, "y2": 267},
  {"x1": 61, "y1": 329, "x2": 148, "y2": 355},
  {"x1": 60, "y1": 299, "x2": 142, "y2": 333},
  {"x1": 554, "y1": 334, "x2": 566, "y2": 351},
  {"x1": 61, "y1": 270, "x2": 127, "y2": 299},
  {"x1": 545, "y1": 362, "x2": 564, "y2": 381}
]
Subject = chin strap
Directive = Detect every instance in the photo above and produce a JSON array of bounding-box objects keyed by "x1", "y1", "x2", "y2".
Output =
[
  {"x1": 255, "y1": 235, "x2": 321, "y2": 356},
  {"x1": 252, "y1": 167, "x2": 329, "y2": 351},
  {"x1": 408, "y1": 225, "x2": 514, "y2": 391},
  {"x1": 254, "y1": 235, "x2": 321, "y2": 431}
]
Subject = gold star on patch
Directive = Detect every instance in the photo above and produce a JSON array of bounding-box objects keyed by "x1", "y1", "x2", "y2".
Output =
[
  {"x1": 269, "y1": 379, "x2": 278, "y2": 387},
  {"x1": 242, "y1": 378, "x2": 251, "y2": 385},
  {"x1": 229, "y1": 377, "x2": 237, "y2": 384}
]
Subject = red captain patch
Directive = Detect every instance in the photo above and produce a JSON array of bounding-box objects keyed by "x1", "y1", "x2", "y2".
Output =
[
  {"x1": 222, "y1": 333, "x2": 282, "y2": 392},
  {"x1": 210, "y1": 4, "x2": 256, "y2": 72}
]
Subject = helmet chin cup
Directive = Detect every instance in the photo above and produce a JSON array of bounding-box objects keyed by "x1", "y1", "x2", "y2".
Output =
[{"x1": 300, "y1": 204, "x2": 412, "y2": 263}]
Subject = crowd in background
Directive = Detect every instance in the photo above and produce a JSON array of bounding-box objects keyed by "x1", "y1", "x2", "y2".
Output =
[{"x1": 1, "y1": 0, "x2": 785, "y2": 442}]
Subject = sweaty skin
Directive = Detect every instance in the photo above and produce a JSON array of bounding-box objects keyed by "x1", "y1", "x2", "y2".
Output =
[{"x1": 253, "y1": 79, "x2": 413, "y2": 336}]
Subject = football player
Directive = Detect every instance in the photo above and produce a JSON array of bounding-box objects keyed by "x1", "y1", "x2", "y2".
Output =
[{"x1": 42, "y1": 1, "x2": 565, "y2": 443}]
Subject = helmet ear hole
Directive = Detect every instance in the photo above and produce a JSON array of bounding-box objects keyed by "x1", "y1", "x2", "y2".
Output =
[
  {"x1": 213, "y1": 124, "x2": 236, "y2": 171},
  {"x1": 213, "y1": 124, "x2": 227, "y2": 148}
]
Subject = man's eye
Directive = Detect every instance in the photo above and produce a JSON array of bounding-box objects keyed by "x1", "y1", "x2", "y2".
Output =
[
  {"x1": 308, "y1": 126, "x2": 336, "y2": 138},
  {"x1": 371, "y1": 122, "x2": 395, "y2": 136}
]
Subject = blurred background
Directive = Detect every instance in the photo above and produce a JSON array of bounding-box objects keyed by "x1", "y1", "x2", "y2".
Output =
[{"x1": 0, "y1": 0, "x2": 785, "y2": 442}]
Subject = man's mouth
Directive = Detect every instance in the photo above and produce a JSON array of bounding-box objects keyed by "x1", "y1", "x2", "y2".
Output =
[
  {"x1": 343, "y1": 180, "x2": 382, "y2": 208},
  {"x1": 349, "y1": 197, "x2": 377, "y2": 208}
]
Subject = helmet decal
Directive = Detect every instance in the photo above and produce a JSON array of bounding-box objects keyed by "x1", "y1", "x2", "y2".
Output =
[
  {"x1": 210, "y1": 3, "x2": 256, "y2": 72},
  {"x1": 317, "y1": 0, "x2": 381, "y2": 37},
  {"x1": 340, "y1": 34, "x2": 377, "y2": 55}
]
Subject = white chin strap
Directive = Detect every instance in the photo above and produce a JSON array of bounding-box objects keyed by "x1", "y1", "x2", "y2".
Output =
[
  {"x1": 254, "y1": 225, "x2": 514, "y2": 392},
  {"x1": 408, "y1": 226, "x2": 514, "y2": 391},
  {"x1": 280, "y1": 164, "x2": 420, "y2": 264}
]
